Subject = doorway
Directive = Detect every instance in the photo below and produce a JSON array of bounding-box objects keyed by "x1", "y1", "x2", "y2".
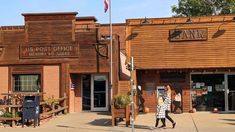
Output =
[
  {"x1": 82, "y1": 75, "x2": 91, "y2": 111},
  {"x1": 226, "y1": 74, "x2": 235, "y2": 111},
  {"x1": 91, "y1": 75, "x2": 108, "y2": 111},
  {"x1": 82, "y1": 75, "x2": 108, "y2": 111}
]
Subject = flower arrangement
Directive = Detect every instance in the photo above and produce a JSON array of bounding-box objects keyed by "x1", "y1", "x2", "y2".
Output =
[{"x1": 45, "y1": 98, "x2": 60, "y2": 109}]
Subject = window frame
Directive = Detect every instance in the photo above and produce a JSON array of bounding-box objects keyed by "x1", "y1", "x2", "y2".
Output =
[
  {"x1": 9, "y1": 65, "x2": 43, "y2": 93},
  {"x1": 12, "y1": 74, "x2": 41, "y2": 92}
]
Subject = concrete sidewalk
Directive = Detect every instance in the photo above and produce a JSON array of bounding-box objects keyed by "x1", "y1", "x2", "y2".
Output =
[
  {"x1": 0, "y1": 112, "x2": 234, "y2": 132},
  {"x1": 130, "y1": 112, "x2": 235, "y2": 132}
]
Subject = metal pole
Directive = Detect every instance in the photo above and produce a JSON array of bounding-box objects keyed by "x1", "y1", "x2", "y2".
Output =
[
  {"x1": 224, "y1": 74, "x2": 228, "y2": 112},
  {"x1": 130, "y1": 56, "x2": 134, "y2": 132},
  {"x1": 109, "y1": 0, "x2": 113, "y2": 101}
]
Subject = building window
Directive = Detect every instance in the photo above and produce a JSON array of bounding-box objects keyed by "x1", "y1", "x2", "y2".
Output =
[
  {"x1": 145, "y1": 82, "x2": 155, "y2": 95},
  {"x1": 160, "y1": 72, "x2": 186, "y2": 83},
  {"x1": 13, "y1": 74, "x2": 41, "y2": 92}
]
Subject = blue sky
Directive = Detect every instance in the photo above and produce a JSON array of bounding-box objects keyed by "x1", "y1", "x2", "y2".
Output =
[{"x1": 0, "y1": 0, "x2": 178, "y2": 26}]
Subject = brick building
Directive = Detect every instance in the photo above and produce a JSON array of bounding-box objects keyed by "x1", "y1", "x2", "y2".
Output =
[
  {"x1": 126, "y1": 16, "x2": 235, "y2": 112},
  {"x1": 0, "y1": 12, "x2": 235, "y2": 114}
]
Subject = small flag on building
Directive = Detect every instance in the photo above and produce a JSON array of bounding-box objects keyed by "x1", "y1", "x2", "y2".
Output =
[{"x1": 104, "y1": 0, "x2": 109, "y2": 13}]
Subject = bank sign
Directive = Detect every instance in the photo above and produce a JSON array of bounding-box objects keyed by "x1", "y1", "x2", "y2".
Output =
[
  {"x1": 169, "y1": 28, "x2": 208, "y2": 41},
  {"x1": 20, "y1": 44, "x2": 79, "y2": 59}
]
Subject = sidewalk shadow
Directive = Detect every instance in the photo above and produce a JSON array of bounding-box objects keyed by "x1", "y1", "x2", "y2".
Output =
[
  {"x1": 127, "y1": 124, "x2": 154, "y2": 130},
  {"x1": 88, "y1": 118, "x2": 112, "y2": 127},
  {"x1": 218, "y1": 111, "x2": 235, "y2": 114},
  {"x1": 56, "y1": 125, "x2": 122, "y2": 132},
  {"x1": 96, "y1": 112, "x2": 111, "y2": 116},
  {"x1": 81, "y1": 111, "x2": 111, "y2": 116},
  {"x1": 56, "y1": 125, "x2": 75, "y2": 128},
  {"x1": 227, "y1": 123, "x2": 235, "y2": 125},
  {"x1": 220, "y1": 119, "x2": 235, "y2": 126},
  {"x1": 221, "y1": 119, "x2": 235, "y2": 122}
]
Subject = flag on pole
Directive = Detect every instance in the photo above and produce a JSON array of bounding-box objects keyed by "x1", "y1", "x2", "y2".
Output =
[{"x1": 104, "y1": 0, "x2": 109, "y2": 13}]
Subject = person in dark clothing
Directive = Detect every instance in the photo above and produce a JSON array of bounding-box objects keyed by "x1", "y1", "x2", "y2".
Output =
[
  {"x1": 173, "y1": 92, "x2": 182, "y2": 113},
  {"x1": 164, "y1": 85, "x2": 176, "y2": 129}
]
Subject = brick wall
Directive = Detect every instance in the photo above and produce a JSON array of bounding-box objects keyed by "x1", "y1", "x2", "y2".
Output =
[
  {"x1": 43, "y1": 66, "x2": 60, "y2": 99},
  {"x1": 137, "y1": 70, "x2": 191, "y2": 112},
  {"x1": 0, "y1": 67, "x2": 8, "y2": 99},
  {"x1": 69, "y1": 74, "x2": 82, "y2": 112},
  {"x1": 99, "y1": 24, "x2": 126, "y2": 53}
]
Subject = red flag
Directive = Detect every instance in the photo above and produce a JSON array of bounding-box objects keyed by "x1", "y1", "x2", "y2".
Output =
[{"x1": 104, "y1": 0, "x2": 108, "y2": 13}]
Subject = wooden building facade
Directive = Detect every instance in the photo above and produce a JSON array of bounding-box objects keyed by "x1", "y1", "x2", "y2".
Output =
[
  {"x1": 1, "y1": 12, "x2": 235, "y2": 114},
  {"x1": 126, "y1": 15, "x2": 235, "y2": 112},
  {"x1": 0, "y1": 12, "x2": 123, "y2": 113}
]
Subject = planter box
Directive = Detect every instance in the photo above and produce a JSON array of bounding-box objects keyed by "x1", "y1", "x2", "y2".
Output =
[{"x1": 112, "y1": 105, "x2": 130, "y2": 127}]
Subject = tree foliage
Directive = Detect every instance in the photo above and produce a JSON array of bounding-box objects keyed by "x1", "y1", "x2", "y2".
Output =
[{"x1": 172, "y1": 0, "x2": 235, "y2": 16}]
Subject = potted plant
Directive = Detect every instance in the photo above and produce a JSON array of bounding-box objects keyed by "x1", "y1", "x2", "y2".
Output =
[
  {"x1": 114, "y1": 94, "x2": 131, "y2": 109},
  {"x1": 45, "y1": 98, "x2": 60, "y2": 110},
  {"x1": 44, "y1": 97, "x2": 61, "y2": 116},
  {"x1": 112, "y1": 94, "x2": 131, "y2": 127}
]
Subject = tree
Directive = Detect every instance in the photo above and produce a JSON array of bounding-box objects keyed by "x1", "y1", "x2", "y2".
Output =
[{"x1": 171, "y1": 0, "x2": 235, "y2": 17}]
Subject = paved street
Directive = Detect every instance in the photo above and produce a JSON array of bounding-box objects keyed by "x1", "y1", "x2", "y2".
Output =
[{"x1": 0, "y1": 112, "x2": 234, "y2": 132}]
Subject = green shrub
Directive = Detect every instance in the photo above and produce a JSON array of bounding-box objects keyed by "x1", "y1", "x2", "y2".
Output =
[
  {"x1": 114, "y1": 94, "x2": 131, "y2": 109},
  {"x1": 45, "y1": 98, "x2": 60, "y2": 108},
  {"x1": 16, "y1": 112, "x2": 22, "y2": 117},
  {"x1": 3, "y1": 112, "x2": 12, "y2": 118}
]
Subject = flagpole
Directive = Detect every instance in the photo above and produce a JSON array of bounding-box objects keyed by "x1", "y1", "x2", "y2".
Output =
[{"x1": 109, "y1": 0, "x2": 113, "y2": 103}]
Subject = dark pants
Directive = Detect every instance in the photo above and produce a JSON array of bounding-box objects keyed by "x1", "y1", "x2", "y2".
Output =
[
  {"x1": 165, "y1": 110, "x2": 175, "y2": 124},
  {"x1": 155, "y1": 118, "x2": 166, "y2": 127},
  {"x1": 173, "y1": 101, "x2": 182, "y2": 113}
]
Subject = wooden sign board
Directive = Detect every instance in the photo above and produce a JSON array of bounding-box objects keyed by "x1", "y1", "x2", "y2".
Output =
[
  {"x1": 0, "y1": 46, "x2": 5, "y2": 57},
  {"x1": 20, "y1": 44, "x2": 79, "y2": 59},
  {"x1": 169, "y1": 28, "x2": 208, "y2": 41}
]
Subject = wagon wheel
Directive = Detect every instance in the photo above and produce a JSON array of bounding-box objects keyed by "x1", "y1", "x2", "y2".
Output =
[
  {"x1": 0, "y1": 46, "x2": 5, "y2": 57},
  {"x1": 95, "y1": 43, "x2": 108, "y2": 58}
]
